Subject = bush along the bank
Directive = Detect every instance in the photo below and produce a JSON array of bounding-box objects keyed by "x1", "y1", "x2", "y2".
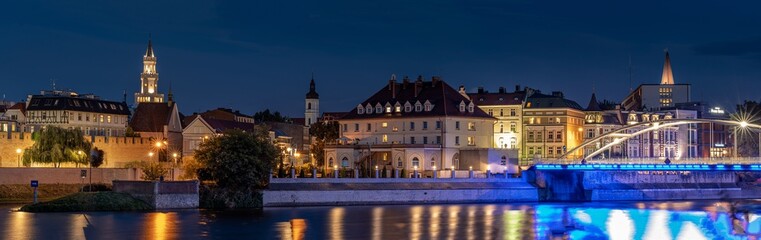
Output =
[
  {"x1": 20, "y1": 192, "x2": 152, "y2": 212},
  {"x1": 194, "y1": 127, "x2": 278, "y2": 209}
]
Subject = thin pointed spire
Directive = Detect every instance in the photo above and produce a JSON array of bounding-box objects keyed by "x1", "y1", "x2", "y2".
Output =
[
  {"x1": 306, "y1": 75, "x2": 319, "y2": 99},
  {"x1": 660, "y1": 49, "x2": 674, "y2": 85},
  {"x1": 586, "y1": 93, "x2": 602, "y2": 111},
  {"x1": 145, "y1": 37, "x2": 155, "y2": 58}
]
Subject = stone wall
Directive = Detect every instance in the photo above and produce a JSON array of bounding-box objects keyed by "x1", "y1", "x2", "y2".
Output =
[
  {"x1": 0, "y1": 132, "x2": 156, "y2": 168},
  {"x1": 0, "y1": 168, "x2": 137, "y2": 184},
  {"x1": 263, "y1": 178, "x2": 538, "y2": 206},
  {"x1": 113, "y1": 180, "x2": 199, "y2": 209}
]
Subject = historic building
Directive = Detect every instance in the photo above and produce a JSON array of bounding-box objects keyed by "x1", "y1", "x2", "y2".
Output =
[
  {"x1": 134, "y1": 40, "x2": 165, "y2": 105},
  {"x1": 582, "y1": 93, "x2": 625, "y2": 158},
  {"x1": 304, "y1": 78, "x2": 319, "y2": 126},
  {"x1": 0, "y1": 103, "x2": 25, "y2": 134},
  {"x1": 181, "y1": 112, "x2": 256, "y2": 158},
  {"x1": 324, "y1": 75, "x2": 507, "y2": 175},
  {"x1": 468, "y1": 86, "x2": 528, "y2": 150},
  {"x1": 522, "y1": 91, "x2": 585, "y2": 160},
  {"x1": 23, "y1": 90, "x2": 130, "y2": 137},
  {"x1": 129, "y1": 100, "x2": 183, "y2": 161},
  {"x1": 622, "y1": 51, "x2": 691, "y2": 111}
]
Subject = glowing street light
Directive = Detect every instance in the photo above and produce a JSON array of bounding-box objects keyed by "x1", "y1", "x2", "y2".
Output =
[
  {"x1": 740, "y1": 121, "x2": 749, "y2": 128},
  {"x1": 16, "y1": 148, "x2": 22, "y2": 167}
]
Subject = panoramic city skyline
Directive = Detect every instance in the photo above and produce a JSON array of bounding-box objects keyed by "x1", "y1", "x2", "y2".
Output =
[{"x1": 2, "y1": 1, "x2": 761, "y2": 117}]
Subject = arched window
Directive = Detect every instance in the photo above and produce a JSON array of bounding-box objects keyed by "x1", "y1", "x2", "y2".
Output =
[
  {"x1": 412, "y1": 157, "x2": 420, "y2": 168},
  {"x1": 397, "y1": 157, "x2": 403, "y2": 168},
  {"x1": 341, "y1": 157, "x2": 349, "y2": 167},
  {"x1": 308, "y1": 102, "x2": 312, "y2": 110},
  {"x1": 510, "y1": 137, "x2": 517, "y2": 148},
  {"x1": 328, "y1": 157, "x2": 334, "y2": 167}
]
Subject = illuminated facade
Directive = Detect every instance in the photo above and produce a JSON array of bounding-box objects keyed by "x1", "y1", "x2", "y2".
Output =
[
  {"x1": 622, "y1": 51, "x2": 690, "y2": 111},
  {"x1": 522, "y1": 91, "x2": 585, "y2": 160},
  {"x1": 304, "y1": 78, "x2": 319, "y2": 126},
  {"x1": 325, "y1": 76, "x2": 507, "y2": 174},
  {"x1": 24, "y1": 90, "x2": 130, "y2": 137},
  {"x1": 468, "y1": 86, "x2": 527, "y2": 150},
  {"x1": 134, "y1": 40, "x2": 165, "y2": 105}
]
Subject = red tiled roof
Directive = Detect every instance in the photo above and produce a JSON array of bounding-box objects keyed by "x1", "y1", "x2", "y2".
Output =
[
  {"x1": 130, "y1": 102, "x2": 173, "y2": 132},
  {"x1": 203, "y1": 118, "x2": 256, "y2": 133},
  {"x1": 9, "y1": 103, "x2": 26, "y2": 115},
  {"x1": 341, "y1": 77, "x2": 494, "y2": 120}
]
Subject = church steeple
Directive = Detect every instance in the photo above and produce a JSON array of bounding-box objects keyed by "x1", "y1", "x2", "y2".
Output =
[
  {"x1": 305, "y1": 76, "x2": 320, "y2": 126},
  {"x1": 306, "y1": 75, "x2": 319, "y2": 99},
  {"x1": 135, "y1": 38, "x2": 165, "y2": 105},
  {"x1": 660, "y1": 50, "x2": 674, "y2": 85}
]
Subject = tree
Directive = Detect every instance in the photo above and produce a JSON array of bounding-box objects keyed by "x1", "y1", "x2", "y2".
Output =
[
  {"x1": 140, "y1": 162, "x2": 168, "y2": 181},
  {"x1": 90, "y1": 147, "x2": 105, "y2": 168},
  {"x1": 195, "y1": 128, "x2": 278, "y2": 190},
  {"x1": 309, "y1": 120, "x2": 340, "y2": 168},
  {"x1": 253, "y1": 109, "x2": 291, "y2": 123},
  {"x1": 22, "y1": 126, "x2": 92, "y2": 168}
]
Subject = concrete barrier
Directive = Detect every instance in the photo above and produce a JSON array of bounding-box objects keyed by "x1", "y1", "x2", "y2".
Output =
[
  {"x1": 113, "y1": 180, "x2": 199, "y2": 209},
  {"x1": 263, "y1": 178, "x2": 538, "y2": 207},
  {"x1": 0, "y1": 168, "x2": 137, "y2": 184}
]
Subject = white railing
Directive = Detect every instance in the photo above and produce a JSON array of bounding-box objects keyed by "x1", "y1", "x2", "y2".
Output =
[{"x1": 536, "y1": 157, "x2": 761, "y2": 165}]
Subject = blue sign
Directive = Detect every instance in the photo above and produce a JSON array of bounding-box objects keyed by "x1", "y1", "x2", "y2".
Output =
[{"x1": 30, "y1": 180, "x2": 38, "y2": 188}]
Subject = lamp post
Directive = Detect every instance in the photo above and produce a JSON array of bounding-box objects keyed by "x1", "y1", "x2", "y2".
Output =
[
  {"x1": 172, "y1": 152, "x2": 178, "y2": 181},
  {"x1": 16, "y1": 148, "x2": 22, "y2": 167}
]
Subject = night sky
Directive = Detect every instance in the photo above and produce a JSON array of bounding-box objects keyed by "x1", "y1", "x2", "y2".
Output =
[{"x1": 2, "y1": 1, "x2": 761, "y2": 117}]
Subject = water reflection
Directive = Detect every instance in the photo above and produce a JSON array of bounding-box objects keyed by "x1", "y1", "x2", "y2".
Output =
[{"x1": 3, "y1": 201, "x2": 761, "y2": 239}]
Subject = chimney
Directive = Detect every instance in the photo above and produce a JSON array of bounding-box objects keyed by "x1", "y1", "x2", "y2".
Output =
[
  {"x1": 459, "y1": 85, "x2": 470, "y2": 100},
  {"x1": 477, "y1": 87, "x2": 484, "y2": 94},
  {"x1": 414, "y1": 76, "x2": 423, "y2": 98},
  {"x1": 402, "y1": 76, "x2": 409, "y2": 89},
  {"x1": 431, "y1": 76, "x2": 440, "y2": 87},
  {"x1": 515, "y1": 85, "x2": 521, "y2": 92},
  {"x1": 389, "y1": 79, "x2": 397, "y2": 99},
  {"x1": 552, "y1": 91, "x2": 564, "y2": 98},
  {"x1": 498, "y1": 87, "x2": 505, "y2": 94}
]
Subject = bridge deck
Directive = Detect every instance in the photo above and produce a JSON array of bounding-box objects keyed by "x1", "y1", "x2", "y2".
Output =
[{"x1": 535, "y1": 164, "x2": 761, "y2": 171}]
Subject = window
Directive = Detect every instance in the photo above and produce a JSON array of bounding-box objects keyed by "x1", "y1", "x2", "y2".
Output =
[
  {"x1": 423, "y1": 136, "x2": 428, "y2": 144},
  {"x1": 395, "y1": 105, "x2": 401, "y2": 112},
  {"x1": 488, "y1": 109, "x2": 493, "y2": 116},
  {"x1": 500, "y1": 124, "x2": 504, "y2": 133},
  {"x1": 382, "y1": 134, "x2": 388, "y2": 143},
  {"x1": 357, "y1": 105, "x2": 364, "y2": 114},
  {"x1": 547, "y1": 131, "x2": 554, "y2": 140},
  {"x1": 430, "y1": 158, "x2": 435, "y2": 168},
  {"x1": 410, "y1": 137, "x2": 416, "y2": 144},
  {"x1": 423, "y1": 121, "x2": 428, "y2": 130},
  {"x1": 468, "y1": 103, "x2": 474, "y2": 113},
  {"x1": 436, "y1": 136, "x2": 441, "y2": 144},
  {"x1": 468, "y1": 122, "x2": 475, "y2": 131},
  {"x1": 99, "y1": 115, "x2": 104, "y2": 123},
  {"x1": 367, "y1": 123, "x2": 372, "y2": 131},
  {"x1": 455, "y1": 136, "x2": 460, "y2": 145},
  {"x1": 329, "y1": 158, "x2": 334, "y2": 167},
  {"x1": 500, "y1": 109, "x2": 504, "y2": 116},
  {"x1": 397, "y1": 157, "x2": 403, "y2": 168},
  {"x1": 529, "y1": 147, "x2": 534, "y2": 155},
  {"x1": 386, "y1": 106, "x2": 392, "y2": 113},
  {"x1": 392, "y1": 126, "x2": 398, "y2": 132},
  {"x1": 459, "y1": 102, "x2": 466, "y2": 112},
  {"x1": 308, "y1": 103, "x2": 312, "y2": 110},
  {"x1": 354, "y1": 123, "x2": 359, "y2": 132},
  {"x1": 341, "y1": 157, "x2": 349, "y2": 167},
  {"x1": 78, "y1": 113, "x2": 82, "y2": 121},
  {"x1": 343, "y1": 124, "x2": 348, "y2": 132},
  {"x1": 415, "y1": 103, "x2": 422, "y2": 112},
  {"x1": 412, "y1": 157, "x2": 420, "y2": 168},
  {"x1": 410, "y1": 122, "x2": 415, "y2": 130},
  {"x1": 556, "y1": 147, "x2": 562, "y2": 155},
  {"x1": 510, "y1": 122, "x2": 516, "y2": 132},
  {"x1": 107, "y1": 115, "x2": 112, "y2": 123},
  {"x1": 424, "y1": 102, "x2": 432, "y2": 111},
  {"x1": 528, "y1": 131, "x2": 534, "y2": 142},
  {"x1": 376, "y1": 105, "x2": 383, "y2": 113},
  {"x1": 467, "y1": 136, "x2": 475, "y2": 146},
  {"x1": 436, "y1": 121, "x2": 441, "y2": 130},
  {"x1": 367, "y1": 104, "x2": 374, "y2": 114},
  {"x1": 510, "y1": 109, "x2": 516, "y2": 116},
  {"x1": 556, "y1": 132, "x2": 562, "y2": 142},
  {"x1": 455, "y1": 121, "x2": 460, "y2": 130},
  {"x1": 382, "y1": 122, "x2": 388, "y2": 128}
]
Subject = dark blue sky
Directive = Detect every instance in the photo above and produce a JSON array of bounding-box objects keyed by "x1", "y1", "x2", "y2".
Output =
[{"x1": 2, "y1": 1, "x2": 761, "y2": 117}]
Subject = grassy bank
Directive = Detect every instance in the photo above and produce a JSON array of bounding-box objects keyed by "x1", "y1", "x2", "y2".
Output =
[
  {"x1": 0, "y1": 184, "x2": 87, "y2": 204},
  {"x1": 20, "y1": 192, "x2": 152, "y2": 212}
]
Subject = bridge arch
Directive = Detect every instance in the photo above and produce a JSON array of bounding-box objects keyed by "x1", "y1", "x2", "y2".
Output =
[{"x1": 558, "y1": 118, "x2": 761, "y2": 160}]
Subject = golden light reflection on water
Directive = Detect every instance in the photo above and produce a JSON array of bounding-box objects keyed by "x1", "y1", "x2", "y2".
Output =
[
  {"x1": 329, "y1": 207, "x2": 344, "y2": 240},
  {"x1": 466, "y1": 205, "x2": 476, "y2": 240},
  {"x1": 483, "y1": 205, "x2": 495, "y2": 238},
  {"x1": 446, "y1": 205, "x2": 460, "y2": 240},
  {"x1": 144, "y1": 212, "x2": 178, "y2": 240},
  {"x1": 290, "y1": 219, "x2": 307, "y2": 240},
  {"x1": 371, "y1": 207, "x2": 383, "y2": 240},
  {"x1": 409, "y1": 205, "x2": 423, "y2": 240},
  {"x1": 10, "y1": 211, "x2": 30, "y2": 239},
  {"x1": 429, "y1": 206, "x2": 442, "y2": 239},
  {"x1": 503, "y1": 209, "x2": 526, "y2": 240}
]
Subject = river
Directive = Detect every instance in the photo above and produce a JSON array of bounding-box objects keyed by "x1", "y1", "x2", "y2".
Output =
[{"x1": 1, "y1": 201, "x2": 759, "y2": 239}]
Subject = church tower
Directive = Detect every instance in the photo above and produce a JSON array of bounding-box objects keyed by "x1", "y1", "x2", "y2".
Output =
[
  {"x1": 660, "y1": 50, "x2": 675, "y2": 85},
  {"x1": 305, "y1": 77, "x2": 319, "y2": 126},
  {"x1": 135, "y1": 39, "x2": 165, "y2": 105}
]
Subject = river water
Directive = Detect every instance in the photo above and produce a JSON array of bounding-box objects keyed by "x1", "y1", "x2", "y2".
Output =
[{"x1": 1, "y1": 201, "x2": 760, "y2": 239}]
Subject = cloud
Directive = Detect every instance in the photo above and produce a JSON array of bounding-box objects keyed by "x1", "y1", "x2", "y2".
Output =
[{"x1": 693, "y1": 38, "x2": 761, "y2": 57}]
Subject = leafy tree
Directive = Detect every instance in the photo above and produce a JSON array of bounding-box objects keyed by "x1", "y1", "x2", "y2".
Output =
[
  {"x1": 195, "y1": 128, "x2": 278, "y2": 190},
  {"x1": 180, "y1": 157, "x2": 203, "y2": 180},
  {"x1": 253, "y1": 109, "x2": 291, "y2": 123},
  {"x1": 140, "y1": 162, "x2": 168, "y2": 181},
  {"x1": 125, "y1": 126, "x2": 141, "y2": 137},
  {"x1": 22, "y1": 126, "x2": 92, "y2": 168},
  {"x1": 90, "y1": 147, "x2": 105, "y2": 168},
  {"x1": 309, "y1": 120, "x2": 340, "y2": 168}
]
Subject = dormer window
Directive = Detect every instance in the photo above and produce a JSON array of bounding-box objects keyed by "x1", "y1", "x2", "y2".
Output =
[
  {"x1": 415, "y1": 101, "x2": 423, "y2": 112},
  {"x1": 459, "y1": 101, "x2": 466, "y2": 112},
  {"x1": 424, "y1": 101, "x2": 432, "y2": 112},
  {"x1": 404, "y1": 102, "x2": 412, "y2": 112},
  {"x1": 357, "y1": 105, "x2": 364, "y2": 114},
  {"x1": 385, "y1": 103, "x2": 392, "y2": 113},
  {"x1": 375, "y1": 103, "x2": 383, "y2": 114},
  {"x1": 394, "y1": 102, "x2": 402, "y2": 112},
  {"x1": 468, "y1": 102, "x2": 475, "y2": 113},
  {"x1": 366, "y1": 104, "x2": 373, "y2": 114}
]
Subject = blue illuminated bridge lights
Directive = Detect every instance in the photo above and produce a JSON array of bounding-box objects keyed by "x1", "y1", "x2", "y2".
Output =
[{"x1": 534, "y1": 164, "x2": 761, "y2": 171}]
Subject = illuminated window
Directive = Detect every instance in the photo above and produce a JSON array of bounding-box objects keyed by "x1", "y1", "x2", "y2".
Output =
[
  {"x1": 412, "y1": 157, "x2": 419, "y2": 167},
  {"x1": 382, "y1": 134, "x2": 388, "y2": 143},
  {"x1": 467, "y1": 136, "x2": 475, "y2": 146},
  {"x1": 107, "y1": 115, "x2": 112, "y2": 123},
  {"x1": 468, "y1": 122, "x2": 475, "y2": 131},
  {"x1": 382, "y1": 122, "x2": 388, "y2": 128}
]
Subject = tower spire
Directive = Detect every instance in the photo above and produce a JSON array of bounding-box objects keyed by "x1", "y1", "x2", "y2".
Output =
[{"x1": 660, "y1": 49, "x2": 674, "y2": 85}]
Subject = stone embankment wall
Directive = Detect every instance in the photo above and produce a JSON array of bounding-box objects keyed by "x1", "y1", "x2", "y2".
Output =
[
  {"x1": 0, "y1": 168, "x2": 138, "y2": 184},
  {"x1": 263, "y1": 178, "x2": 538, "y2": 207},
  {"x1": 531, "y1": 169, "x2": 760, "y2": 201},
  {"x1": 113, "y1": 180, "x2": 199, "y2": 209},
  {"x1": 0, "y1": 132, "x2": 157, "y2": 168}
]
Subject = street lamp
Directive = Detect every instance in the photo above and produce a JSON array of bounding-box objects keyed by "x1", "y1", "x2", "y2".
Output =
[
  {"x1": 172, "y1": 152, "x2": 178, "y2": 181},
  {"x1": 16, "y1": 148, "x2": 22, "y2": 167}
]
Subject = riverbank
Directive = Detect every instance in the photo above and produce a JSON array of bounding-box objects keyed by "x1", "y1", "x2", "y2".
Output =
[
  {"x1": 0, "y1": 184, "x2": 85, "y2": 204},
  {"x1": 20, "y1": 192, "x2": 152, "y2": 212}
]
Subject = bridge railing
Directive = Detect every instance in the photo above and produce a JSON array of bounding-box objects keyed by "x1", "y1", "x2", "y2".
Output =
[{"x1": 536, "y1": 157, "x2": 761, "y2": 165}]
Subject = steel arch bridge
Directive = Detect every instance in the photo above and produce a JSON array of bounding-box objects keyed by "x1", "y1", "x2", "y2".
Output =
[{"x1": 556, "y1": 118, "x2": 761, "y2": 161}]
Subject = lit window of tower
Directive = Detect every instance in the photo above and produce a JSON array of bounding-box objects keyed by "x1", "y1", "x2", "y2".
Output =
[{"x1": 135, "y1": 38, "x2": 165, "y2": 105}]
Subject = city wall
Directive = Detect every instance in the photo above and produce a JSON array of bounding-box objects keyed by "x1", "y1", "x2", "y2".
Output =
[
  {"x1": 263, "y1": 178, "x2": 538, "y2": 207},
  {"x1": 0, "y1": 132, "x2": 157, "y2": 168},
  {"x1": 0, "y1": 168, "x2": 138, "y2": 185},
  {"x1": 113, "y1": 180, "x2": 199, "y2": 209}
]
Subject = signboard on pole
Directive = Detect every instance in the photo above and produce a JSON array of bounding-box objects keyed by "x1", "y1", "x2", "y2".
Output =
[{"x1": 30, "y1": 180, "x2": 38, "y2": 188}]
